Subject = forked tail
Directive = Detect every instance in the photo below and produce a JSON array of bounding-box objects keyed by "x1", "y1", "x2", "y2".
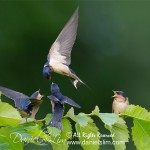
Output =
[
  {"x1": 69, "y1": 67, "x2": 89, "y2": 89},
  {"x1": 70, "y1": 75, "x2": 89, "y2": 90}
]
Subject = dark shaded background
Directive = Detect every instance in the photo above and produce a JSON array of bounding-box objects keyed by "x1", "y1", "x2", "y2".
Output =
[{"x1": 0, "y1": 0, "x2": 150, "y2": 149}]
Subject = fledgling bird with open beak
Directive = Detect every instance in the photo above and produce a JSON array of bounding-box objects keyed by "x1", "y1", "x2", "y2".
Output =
[
  {"x1": 0, "y1": 86, "x2": 43, "y2": 118},
  {"x1": 47, "y1": 83, "x2": 81, "y2": 130},
  {"x1": 42, "y1": 7, "x2": 85, "y2": 89},
  {"x1": 112, "y1": 91, "x2": 129, "y2": 114}
]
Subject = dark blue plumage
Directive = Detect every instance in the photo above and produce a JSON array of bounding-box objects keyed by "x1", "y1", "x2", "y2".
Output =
[
  {"x1": 48, "y1": 102, "x2": 64, "y2": 130},
  {"x1": 50, "y1": 83, "x2": 81, "y2": 108},
  {"x1": 43, "y1": 61, "x2": 51, "y2": 80},
  {"x1": 0, "y1": 86, "x2": 43, "y2": 118},
  {"x1": 47, "y1": 83, "x2": 81, "y2": 130},
  {"x1": 115, "y1": 91, "x2": 125, "y2": 97}
]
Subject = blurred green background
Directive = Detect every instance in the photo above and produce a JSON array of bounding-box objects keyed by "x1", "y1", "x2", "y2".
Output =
[{"x1": 0, "y1": 0, "x2": 150, "y2": 149}]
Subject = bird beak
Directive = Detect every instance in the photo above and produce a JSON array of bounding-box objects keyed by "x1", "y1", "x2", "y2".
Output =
[
  {"x1": 41, "y1": 95, "x2": 44, "y2": 98},
  {"x1": 112, "y1": 90, "x2": 117, "y2": 97},
  {"x1": 37, "y1": 90, "x2": 44, "y2": 97},
  {"x1": 37, "y1": 93, "x2": 44, "y2": 100}
]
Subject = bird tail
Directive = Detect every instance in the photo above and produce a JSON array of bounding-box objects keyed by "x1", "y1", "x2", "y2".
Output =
[
  {"x1": 69, "y1": 67, "x2": 89, "y2": 89},
  {"x1": 69, "y1": 75, "x2": 88, "y2": 89},
  {"x1": 70, "y1": 78, "x2": 81, "y2": 89}
]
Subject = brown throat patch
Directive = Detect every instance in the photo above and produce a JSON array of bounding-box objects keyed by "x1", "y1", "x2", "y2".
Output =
[{"x1": 50, "y1": 66, "x2": 54, "y2": 72}]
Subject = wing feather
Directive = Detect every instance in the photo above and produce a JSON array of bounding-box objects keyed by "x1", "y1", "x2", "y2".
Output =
[
  {"x1": 0, "y1": 86, "x2": 30, "y2": 109},
  {"x1": 47, "y1": 95, "x2": 60, "y2": 102},
  {"x1": 61, "y1": 96, "x2": 81, "y2": 108},
  {"x1": 48, "y1": 7, "x2": 79, "y2": 65}
]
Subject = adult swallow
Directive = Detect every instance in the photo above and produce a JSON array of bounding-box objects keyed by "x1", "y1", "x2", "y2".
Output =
[
  {"x1": 42, "y1": 7, "x2": 85, "y2": 89},
  {"x1": 47, "y1": 83, "x2": 81, "y2": 130},
  {"x1": 112, "y1": 91, "x2": 129, "y2": 114},
  {"x1": 0, "y1": 86, "x2": 43, "y2": 118}
]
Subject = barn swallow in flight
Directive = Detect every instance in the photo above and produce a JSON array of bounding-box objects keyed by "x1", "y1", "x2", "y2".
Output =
[
  {"x1": 112, "y1": 91, "x2": 129, "y2": 114},
  {"x1": 0, "y1": 86, "x2": 43, "y2": 118},
  {"x1": 47, "y1": 83, "x2": 81, "y2": 130},
  {"x1": 42, "y1": 7, "x2": 85, "y2": 89}
]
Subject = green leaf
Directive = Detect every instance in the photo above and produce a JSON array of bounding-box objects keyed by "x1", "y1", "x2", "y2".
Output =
[
  {"x1": 22, "y1": 118, "x2": 35, "y2": 123},
  {"x1": 105, "y1": 118, "x2": 129, "y2": 150},
  {"x1": 47, "y1": 126, "x2": 61, "y2": 137},
  {"x1": 8, "y1": 122, "x2": 51, "y2": 145},
  {"x1": 66, "y1": 107, "x2": 78, "y2": 123},
  {"x1": 44, "y1": 113, "x2": 52, "y2": 125},
  {"x1": 61, "y1": 118, "x2": 72, "y2": 140},
  {"x1": 50, "y1": 118, "x2": 72, "y2": 150},
  {"x1": 91, "y1": 106, "x2": 119, "y2": 126},
  {"x1": 0, "y1": 91, "x2": 2, "y2": 101},
  {"x1": 119, "y1": 105, "x2": 150, "y2": 149},
  {"x1": 45, "y1": 113, "x2": 73, "y2": 149},
  {"x1": 75, "y1": 121, "x2": 100, "y2": 150},
  {"x1": 0, "y1": 102, "x2": 22, "y2": 126},
  {"x1": 0, "y1": 128, "x2": 23, "y2": 150},
  {"x1": 76, "y1": 113, "x2": 93, "y2": 126},
  {"x1": 66, "y1": 108, "x2": 92, "y2": 126},
  {"x1": 100, "y1": 113, "x2": 119, "y2": 126},
  {"x1": 66, "y1": 108, "x2": 100, "y2": 150},
  {"x1": 132, "y1": 119, "x2": 150, "y2": 150},
  {"x1": 91, "y1": 106, "x2": 100, "y2": 117},
  {"x1": 120, "y1": 105, "x2": 150, "y2": 121}
]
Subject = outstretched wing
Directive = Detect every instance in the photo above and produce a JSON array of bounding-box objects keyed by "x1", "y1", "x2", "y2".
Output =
[
  {"x1": 47, "y1": 95, "x2": 60, "y2": 102},
  {"x1": 61, "y1": 96, "x2": 81, "y2": 108},
  {"x1": 0, "y1": 86, "x2": 30, "y2": 109},
  {"x1": 48, "y1": 7, "x2": 79, "y2": 66}
]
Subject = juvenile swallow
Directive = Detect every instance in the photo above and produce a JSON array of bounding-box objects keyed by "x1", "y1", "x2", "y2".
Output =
[
  {"x1": 47, "y1": 83, "x2": 81, "y2": 130},
  {"x1": 0, "y1": 86, "x2": 43, "y2": 118},
  {"x1": 43, "y1": 7, "x2": 85, "y2": 89},
  {"x1": 112, "y1": 91, "x2": 129, "y2": 114}
]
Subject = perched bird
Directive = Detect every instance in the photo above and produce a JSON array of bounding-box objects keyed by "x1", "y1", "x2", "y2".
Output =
[
  {"x1": 112, "y1": 91, "x2": 129, "y2": 114},
  {"x1": 0, "y1": 86, "x2": 43, "y2": 118},
  {"x1": 43, "y1": 7, "x2": 85, "y2": 89},
  {"x1": 47, "y1": 83, "x2": 81, "y2": 130}
]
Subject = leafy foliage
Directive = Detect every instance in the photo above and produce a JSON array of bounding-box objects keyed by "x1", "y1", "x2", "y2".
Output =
[
  {"x1": 66, "y1": 108, "x2": 100, "y2": 150},
  {"x1": 91, "y1": 105, "x2": 119, "y2": 125},
  {"x1": 120, "y1": 105, "x2": 150, "y2": 121},
  {"x1": 0, "y1": 102, "x2": 22, "y2": 126},
  {"x1": 75, "y1": 122, "x2": 99, "y2": 150},
  {"x1": 100, "y1": 113, "x2": 119, "y2": 126},
  {"x1": 45, "y1": 114, "x2": 72, "y2": 150},
  {"x1": 119, "y1": 105, "x2": 150, "y2": 150},
  {"x1": 105, "y1": 118, "x2": 129, "y2": 150},
  {"x1": 91, "y1": 106, "x2": 129, "y2": 150},
  {"x1": 66, "y1": 108, "x2": 93, "y2": 126},
  {"x1": 132, "y1": 119, "x2": 150, "y2": 150},
  {"x1": 0, "y1": 127, "x2": 23, "y2": 150},
  {"x1": 0, "y1": 91, "x2": 2, "y2": 101},
  {"x1": 0, "y1": 95, "x2": 149, "y2": 150}
]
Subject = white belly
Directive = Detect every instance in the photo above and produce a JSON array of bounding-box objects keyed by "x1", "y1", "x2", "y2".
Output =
[
  {"x1": 113, "y1": 100, "x2": 128, "y2": 114},
  {"x1": 50, "y1": 62, "x2": 70, "y2": 76}
]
